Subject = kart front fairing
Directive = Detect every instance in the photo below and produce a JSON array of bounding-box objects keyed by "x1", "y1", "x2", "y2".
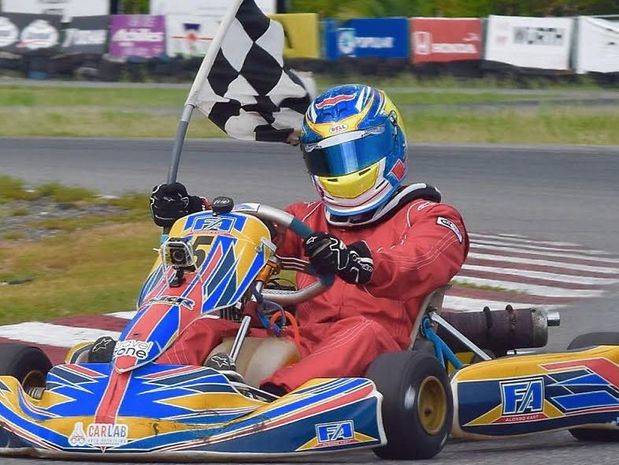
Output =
[
  {"x1": 0, "y1": 363, "x2": 384, "y2": 458},
  {"x1": 0, "y1": 209, "x2": 386, "y2": 458},
  {"x1": 117, "y1": 210, "x2": 274, "y2": 372}
]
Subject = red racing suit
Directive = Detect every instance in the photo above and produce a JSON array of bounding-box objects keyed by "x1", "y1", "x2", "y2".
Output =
[{"x1": 159, "y1": 194, "x2": 469, "y2": 392}]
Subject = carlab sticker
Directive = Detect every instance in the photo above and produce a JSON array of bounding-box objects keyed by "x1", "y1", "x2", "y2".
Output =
[{"x1": 69, "y1": 422, "x2": 129, "y2": 448}]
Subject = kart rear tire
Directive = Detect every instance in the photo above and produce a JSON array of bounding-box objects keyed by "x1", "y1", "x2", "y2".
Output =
[
  {"x1": 567, "y1": 332, "x2": 619, "y2": 442},
  {"x1": 0, "y1": 344, "x2": 52, "y2": 390},
  {"x1": 366, "y1": 351, "x2": 452, "y2": 460},
  {"x1": 567, "y1": 332, "x2": 619, "y2": 351}
]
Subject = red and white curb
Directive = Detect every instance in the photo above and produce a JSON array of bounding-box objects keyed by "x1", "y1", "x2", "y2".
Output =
[{"x1": 1, "y1": 232, "x2": 617, "y2": 364}]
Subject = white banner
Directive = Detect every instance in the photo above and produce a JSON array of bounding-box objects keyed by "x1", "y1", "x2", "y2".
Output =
[
  {"x1": 576, "y1": 16, "x2": 619, "y2": 74},
  {"x1": 485, "y1": 15, "x2": 574, "y2": 70},
  {"x1": 151, "y1": 0, "x2": 276, "y2": 18},
  {"x1": 166, "y1": 14, "x2": 219, "y2": 57},
  {"x1": 2, "y1": 0, "x2": 109, "y2": 21}
]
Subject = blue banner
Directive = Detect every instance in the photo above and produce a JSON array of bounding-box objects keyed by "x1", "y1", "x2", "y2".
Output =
[{"x1": 324, "y1": 17, "x2": 410, "y2": 60}]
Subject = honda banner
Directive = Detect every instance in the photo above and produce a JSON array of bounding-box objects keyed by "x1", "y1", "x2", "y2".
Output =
[
  {"x1": 575, "y1": 16, "x2": 619, "y2": 74},
  {"x1": 0, "y1": 13, "x2": 61, "y2": 54},
  {"x1": 151, "y1": 0, "x2": 276, "y2": 17},
  {"x1": 109, "y1": 15, "x2": 165, "y2": 59},
  {"x1": 485, "y1": 15, "x2": 573, "y2": 70},
  {"x1": 410, "y1": 18, "x2": 482, "y2": 64},
  {"x1": 61, "y1": 15, "x2": 108, "y2": 55},
  {"x1": 1, "y1": 0, "x2": 109, "y2": 22},
  {"x1": 325, "y1": 17, "x2": 410, "y2": 60},
  {"x1": 165, "y1": 14, "x2": 218, "y2": 57}
]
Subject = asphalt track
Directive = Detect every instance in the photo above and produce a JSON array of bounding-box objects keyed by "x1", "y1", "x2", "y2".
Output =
[{"x1": 1, "y1": 138, "x2": 619, "y2": 464}]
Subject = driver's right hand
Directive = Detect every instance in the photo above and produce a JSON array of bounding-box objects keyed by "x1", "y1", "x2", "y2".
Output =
[{"x1": 150, "y1": 182, "x2": 206, "y2": 228}]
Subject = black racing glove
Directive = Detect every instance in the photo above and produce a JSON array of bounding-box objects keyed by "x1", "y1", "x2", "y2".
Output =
[
  {"x1": 150, "y1": 182, "x2": 205, "y2": 228},
  {"x1": 304, "y1": 233, "x2": 374, "y2": 285}
]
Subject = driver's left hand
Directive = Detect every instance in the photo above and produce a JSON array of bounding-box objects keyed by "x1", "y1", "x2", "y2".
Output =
[
  {"x1": 150, "y1": 182, "x2": 206, "y2": 228},
  {"x1": 304, "y1": 233, "x2": 374, "y2": 285}
]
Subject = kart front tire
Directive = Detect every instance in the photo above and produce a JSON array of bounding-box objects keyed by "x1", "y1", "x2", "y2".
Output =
[
  {"x1": 366, "y1": 351, "x2": 452, "y2": 460},
  {"x1": 0, "y1": 344, "x2": 52, "y2": 390},
  {"x1": 567, "y1": 332, "x2": 619, "y2": 442}
]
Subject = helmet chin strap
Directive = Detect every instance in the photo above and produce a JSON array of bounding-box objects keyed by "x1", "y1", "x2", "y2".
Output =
[{"x1": 325, "y1": 183, "x2": 442, "y2": 228}]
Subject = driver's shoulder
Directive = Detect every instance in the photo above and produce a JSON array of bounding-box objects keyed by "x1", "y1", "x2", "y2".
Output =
[{"x1": 403, "y1": 198, "x2": 466, "y2": 228}]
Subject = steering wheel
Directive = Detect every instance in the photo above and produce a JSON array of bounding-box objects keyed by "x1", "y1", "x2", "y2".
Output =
[{"x1": 237, "y1": 203, "x2": 335, "y2": 306}]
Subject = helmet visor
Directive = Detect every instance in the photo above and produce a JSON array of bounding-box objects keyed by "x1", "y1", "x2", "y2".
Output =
[{"x1": 302, "y1": 125, "x2": 394, "y2": 177}]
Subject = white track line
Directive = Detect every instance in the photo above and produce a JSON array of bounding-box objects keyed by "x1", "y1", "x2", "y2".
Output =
[
  {"x1": 471, "y1": 233, "x2": 582, "y2": 248},
  {"x1": 470, "y1": 243, "x2": 619, "y2": 264},
  {"x1": 0, "y1": 322, "x2": 120, "y2": 348},
  {"x1": 443, "y1": 296, "x2": 561, "y2": 312},
  {"x1": 460, "y1": 264, "x2": 619, "y2": 286},
  {"x1": 452, "y1": 277, "x2": 603, "y2": 298},
  {"x1": 470, "y1": 238, "x2": 616, "y2": 257},
  {"x1": 468, "y1": 252, "x2": 619, "y2": 275},
  {"x1": 107, "y1": 311, "x2": 138, "y2": 320}
]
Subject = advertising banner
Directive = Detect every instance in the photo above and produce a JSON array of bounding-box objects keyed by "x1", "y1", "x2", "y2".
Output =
[
  {"x1": 61, "y1": 15, "x2": 108, "y2": 55},
  {"x1": 109, "y1": 15, "x2": 165, "y2": 58},
  {"x1": 165, "y1": 14, "x2": 219, "y2": 57},
  {"x1": 270, "y1": 13, "x2": 319, "y2": 58},
  {"x1": 485, "y1": 15, "x2": 573, "y2": 70},
  {"x1": 575, "y1": 16, "x2": 619, "y2": 74},
  {"x1": 151, "y1": 0, "x2": 276, "y2": 17},
  {"x1": 410, "y1": 18, "x2": 482, "y2": 64},
  {"x1": 325, "y1": 17, "x2": 410, "y2": 60},
  {"x1": 0, "y1": 13, "x2": 61, "y2": 54},
  {"x1": 1, "y1": 0, "x2": 109, "y2": 22}
]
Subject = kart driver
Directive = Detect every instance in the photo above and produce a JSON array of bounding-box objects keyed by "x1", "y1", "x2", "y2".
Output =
[{"x1": 150, "y1": 84, "x2": 469, "y2": 395}]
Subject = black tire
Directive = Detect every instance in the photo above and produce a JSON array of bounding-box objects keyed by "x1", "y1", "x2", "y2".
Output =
[
  {"x1": 567, "y1": 332, "x2": 619, "y2": 442},
  {"x1": 567, "y1": 332, "x2": 619, "y2": 351},
  {"x1": 366, "y1": 351, "x2": 453, "y2": 460},
  {"x1": 0, "y1": 344, "x2": 52, "y2": 390}
]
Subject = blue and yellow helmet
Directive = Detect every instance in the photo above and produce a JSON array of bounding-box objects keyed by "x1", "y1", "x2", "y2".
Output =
[{"x1": 300, "y1": 84, "x2": 407, "y2": 218}]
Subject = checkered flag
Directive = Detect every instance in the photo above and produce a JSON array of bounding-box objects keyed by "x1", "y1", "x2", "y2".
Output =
[{"x1": 186, "y1": 0, "x2": 315, "y2": 143}]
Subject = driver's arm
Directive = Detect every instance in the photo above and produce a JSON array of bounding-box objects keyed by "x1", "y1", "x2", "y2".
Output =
[
  {"x1": 273, "y1": 205, "x2": 307, "y2": 272},
  {"x1": 365, "y1": 203, "x2": 468, "y2": 301}
]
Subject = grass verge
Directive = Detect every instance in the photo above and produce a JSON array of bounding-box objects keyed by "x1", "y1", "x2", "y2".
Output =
[
  {"x1": 0, "y1": 222, "x2": 158, "y2": 325},
  {"x1": 1, "y1": 81, "x2": 617, "y2": 144},
  {"x1": 0, "y1": 175, "x2": 156, "y2": 323}
]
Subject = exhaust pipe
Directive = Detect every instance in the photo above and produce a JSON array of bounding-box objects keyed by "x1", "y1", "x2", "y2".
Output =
[{"x1": 436, "y1": 306, "x2": 559, "y2": 355}]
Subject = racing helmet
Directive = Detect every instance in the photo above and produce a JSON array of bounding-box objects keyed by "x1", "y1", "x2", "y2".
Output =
[{"x1": 300, "y1": 84, "x2": 407, "y2": 218}]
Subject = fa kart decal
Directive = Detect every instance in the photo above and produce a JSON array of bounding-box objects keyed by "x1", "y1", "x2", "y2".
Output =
[
  {"x1": 499, "y1": 378, "x2": 545, "y2": 422},
  {"x1": 113, "y1": 340, "x2": 153, "y2": 360},
  {"x1": 315, "y1": 420, "x2": 355, "y2": 446},
  {"x1": 69, "y1": 422, "x2": 129, "y2": 448},
  {"x1": 437, "y1": 216, "x2": 463, "y2": 243}
]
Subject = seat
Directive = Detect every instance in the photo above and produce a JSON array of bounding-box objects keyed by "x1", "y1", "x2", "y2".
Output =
[
  {"x1": 408, "y1": 285, "x2": 450, "y2": 349},
  {"x1": 207, "y1": 337, "x2": 300, "y2": 387}
]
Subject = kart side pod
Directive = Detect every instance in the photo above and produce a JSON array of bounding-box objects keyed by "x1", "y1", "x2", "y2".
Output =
[{"x1": 450, "y1": 344, "x2": 619, "y2": 439}]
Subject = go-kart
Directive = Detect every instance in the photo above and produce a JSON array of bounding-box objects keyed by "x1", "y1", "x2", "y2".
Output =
[{"x1": 0, "y1": 200, "x2": 618, "y2": 461}]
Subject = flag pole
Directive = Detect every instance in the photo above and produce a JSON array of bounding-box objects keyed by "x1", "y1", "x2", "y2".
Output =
[
  {"x1": 166, "y1": 104, "x2": 195, "y2": 184},
  {"x1": 165, "y1": 0, "x2": 246, "y2": 185}
]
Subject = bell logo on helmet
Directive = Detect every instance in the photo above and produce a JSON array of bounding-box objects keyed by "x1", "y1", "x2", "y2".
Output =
[{"x1": 329, "y1": 123, "x2": 348, "y2": 134}]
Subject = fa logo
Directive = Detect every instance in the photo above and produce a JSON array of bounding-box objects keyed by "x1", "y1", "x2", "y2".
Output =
[
  {"x1": 186, "y1": 215, "x2": 234, "y2": 232},
  {"x1": 501, "y1": 378, "x2": 544, "y2": 415},
  {"x1": 315, "y1": 420, "x2": 354, "y2": 444}
]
